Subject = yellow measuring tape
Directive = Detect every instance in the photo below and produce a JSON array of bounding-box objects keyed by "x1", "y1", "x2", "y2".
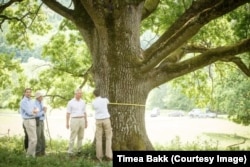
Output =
[{"x1": 109, "y1": 102, "x2": 145, "y2": 107}]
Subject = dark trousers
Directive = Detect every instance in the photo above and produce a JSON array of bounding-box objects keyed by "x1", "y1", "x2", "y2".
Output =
[{"x1": 36, "y1": 120, "x2": 46, "y2": 155}]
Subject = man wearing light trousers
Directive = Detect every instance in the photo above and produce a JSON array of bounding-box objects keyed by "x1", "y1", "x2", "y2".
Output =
[
  {"x1": 66, "y1": 88, "x2": 88, "y2": 155},
  {"x1": 92, "y1": 89, "x2": 113, "y2": 162}
]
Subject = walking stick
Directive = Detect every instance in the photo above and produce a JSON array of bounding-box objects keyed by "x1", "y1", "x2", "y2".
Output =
[{"x1": 45, "y1": 110, "x2": 52, "y2": 150}]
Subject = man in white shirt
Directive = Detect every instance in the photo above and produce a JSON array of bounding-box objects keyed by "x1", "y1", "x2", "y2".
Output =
[
  {"x1": 92, "y1": 89, "x2": 113, "y2": 161},
  {"x1": 66, "y1": 88, "x2": 87, "y2": 155}
]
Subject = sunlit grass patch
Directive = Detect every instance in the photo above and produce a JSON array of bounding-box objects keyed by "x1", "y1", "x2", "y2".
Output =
[
  {"x1": 153, "y1": 135, "x2": 250, "y2": 151},
  {"x1": 153, "y1": 136, "x2": 219, "y2": 151}
]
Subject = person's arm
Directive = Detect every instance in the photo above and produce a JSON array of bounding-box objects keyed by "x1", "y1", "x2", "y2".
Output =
[
  {"x1": 84, "y1": 102, "x2": 88, "y2": 128},
  {"x1": 66, "y1": 101, "x2": 71, "y2": 129},
  {"x1": 43, "y1": 106, "x2": 47, "y2": 113},
  {"x1": 66, "y1": 112, "x2": 70, "y2": 129},
  {"x1": 35, "y1": 102, "x2": 43, "y2": 117},
  {"x1": 84, "y1": 112, "x2": 88, "y2": 128},
  {"x1": 21, "y1": 100, "x2": 37, "y2": 116}
]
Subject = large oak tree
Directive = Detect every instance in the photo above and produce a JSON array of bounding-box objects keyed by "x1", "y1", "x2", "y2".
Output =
[{"x1": 1, "y1": 0, "x2": 250, "y2": 150}]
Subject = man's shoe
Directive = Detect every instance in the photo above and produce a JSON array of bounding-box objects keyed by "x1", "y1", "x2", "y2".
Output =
[
  {"x1": 76, "y1": 151, "x2": 82, "y2": 156},
  {"x1": 105, "y1": 157, "x2": 113, "y2": 161},
  {"x1": 68, "y1": 152, "x2": 74, "y2": 157},
  {"x1": 36, "y1": 152, "x2": 45, "y2": 156}
]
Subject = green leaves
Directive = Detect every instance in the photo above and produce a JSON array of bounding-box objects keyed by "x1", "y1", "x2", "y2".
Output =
[
  {"x1": 42, "y1": 31, "x2": 92, "y2": 77},
  {"x1": 214, "y1": 68, "x2": 250, "y2": 125},
  {"x1": 227, "y1": 3, "x2": 250, "y2": 39},
  {"x1": 0, "y1": 53, "x2": 22, "y2": 88},
  {"x1": 2, "y1": 0, "x2": 52, "y2": 49},
  {"x1": 0, "y1": 52, "x2": 27, "y2": 109},
  {"x1": 141, "y1": 0, "x2": 191, "y2": 34}
]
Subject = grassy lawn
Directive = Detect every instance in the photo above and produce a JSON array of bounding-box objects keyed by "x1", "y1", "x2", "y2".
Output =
[
  {"x1": 0, "y1": 136, "x2": 111, "y2": 167},
  {"x1": 0, "y1": 110, "x2": 250, "y2": 166},
  {"x1": 0, "y1": 134, "x2": 249, "y2": 167}
]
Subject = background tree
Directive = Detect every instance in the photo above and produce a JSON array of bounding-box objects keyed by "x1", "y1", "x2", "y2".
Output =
[
  {"x1": 146, "y1": 84, "x2": 194, "y2": 111},
  {"x1": 1, "y1": 0, "x2": 250, "y2": 150}
]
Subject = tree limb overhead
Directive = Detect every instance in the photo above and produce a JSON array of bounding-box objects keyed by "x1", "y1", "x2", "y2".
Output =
[
  {"x1": 41, "y1": 0, "x2": 74, "y2": 21},
  {"x1": 140, "y1": 0, "x2": 250, "y2": 73},
  {"x1": 141, "y1": 0, "x2": 160, "y2": 20},
  {"x1": 149, "y1": 38, "x2": 250, "y2": 87}
]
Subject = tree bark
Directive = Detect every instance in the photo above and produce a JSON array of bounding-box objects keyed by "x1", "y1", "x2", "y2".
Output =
[
  {"x1": 84, "y1": 3, "x2": 154, "y2": 150},
  {"x1": 90, "y1": 39, "x2": 154, "y2": 150},
  {"x1": 108, "y1": 85, "x2": 153, "y2": 150}
]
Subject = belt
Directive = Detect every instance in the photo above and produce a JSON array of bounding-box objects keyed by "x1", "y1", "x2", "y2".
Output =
[
  {"x1": 96, "y1": 118, "x2": 110, "y2": 120},
  {"x1": 24, "y1": 118, "x2": 35, "y2": 120},
  {"x1": 72, "y1": 116, "x2": 85, "y2": 118}
]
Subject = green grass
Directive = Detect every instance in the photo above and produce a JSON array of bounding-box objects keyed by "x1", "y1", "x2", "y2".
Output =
[
  {"x1": 203, "y1": 132, "x2": 250, "y2": 150},
  {"x1": 0, "y1": 135, "x2": 111, "y2": 167},
  {"x1": 1, "y1": 134, "x2": 249, "y2": 167},
  {"x1": 153, "y1": 136, "x2": 220, "y2": 151},
  {"x1": 153, "y1": 135, "x2": 250, "y2": 151}
]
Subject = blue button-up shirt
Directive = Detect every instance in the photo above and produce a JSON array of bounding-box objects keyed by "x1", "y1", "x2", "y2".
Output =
[
  {"x1": 20, "y1": 96, "x2": 36, "y2": 119},
  {"x1": 34, "y1": 100, "x2": 45, "y2": 120}
]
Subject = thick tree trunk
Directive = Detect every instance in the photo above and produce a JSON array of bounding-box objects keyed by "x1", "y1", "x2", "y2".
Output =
[
  {"x1": 88, "y1": 4, "x2": 154, "y2": 150},
  {"x1": 108, "y1": 81, "x2": 153, "y2": 150},
  {"x1": 92, "y1": 43, "x2": 154, "y2": 150},
  {"x1": 91, "y1": 46, "x2": 154, "y2": 150},
  {"x1": 91, "y1": 40, "x2": 154, "y2": 149},
  {"x1": 98, "y1": 69, "x2": 153, "y2": 150}
]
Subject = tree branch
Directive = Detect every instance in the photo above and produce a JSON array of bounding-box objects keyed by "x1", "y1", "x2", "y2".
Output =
[
  {"x1": 149, "y1": 38, "x2": 250, "y2": 87},
  {"x1": 79, "y1": 65, "x2": 93, "y2": 89},
  {"x1": 0, "y1": 0, "x2": 23, "y2": 13},
  {"x1": 0, "y1": 0, "x2": 27, "y2": 29},
  {"x1": 157, "y1": 47, "x2": 186, "y2": 66},
  {"x1": 79, "y1": 0, "x2": 106, "y2": 27},
  {"x1": 0, "y1": 14, "x2": 26, "y2": 29},
  {"x1": 184, "y1": 44, "x2": 209, "y2": 53},
  {"x1": 0, "y1": 1, "x2": 43, "y2": 31},
  {"x1": 41, "y1": 0, "x2": 96, "y2": 46},
  {"x1": 28, "y1": 3, "x2": 43, "y2": 28},
  {"x1": 141, "y1": 0, "x2": 160, "y2": 20},
  {"x1": 41, "y1": 0, "x2": 74, "y2": 21},
  {"x1": 140, "y1": 0, "x2": 249, "y2": 73},
  {"x1": 227, "y1": 57, "x2": 250, "y2": 77},
  {"x1": 45, "y1": 94, "x2": 69, "y2": 101}
]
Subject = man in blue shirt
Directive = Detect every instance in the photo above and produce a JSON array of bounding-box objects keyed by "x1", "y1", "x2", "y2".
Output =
[{"x1": 20, "y1": 88, "x2": 38, "y2": 158}]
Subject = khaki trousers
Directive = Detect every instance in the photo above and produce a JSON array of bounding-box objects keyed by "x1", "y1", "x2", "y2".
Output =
[
  {"x1": 68, "y1": 117, "x2": 85, "y2": 153},
  {"x1": 23, "y1": 119, "x2": 37, "y2": 157},
  {"x1": 95, "y1": 118, "x2": 112, "y2": 159}
]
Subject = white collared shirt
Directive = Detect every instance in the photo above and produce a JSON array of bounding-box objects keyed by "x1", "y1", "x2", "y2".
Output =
[
  {"x1": 92, "y1": 96, "x2": 110, "y2": 119},
  {"x1": 67, "y1": 98, "x2": 86, "y2": 117}
]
